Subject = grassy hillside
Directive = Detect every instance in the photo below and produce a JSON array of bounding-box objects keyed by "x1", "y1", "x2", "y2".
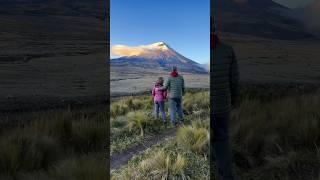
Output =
[
  {"x1": 0, "y1": 106, "x2": 108, "y2": 180},
  {"x1": 111, "y1": 91, "x2": 210, "y2": 179},
  {"x1": 112, "y1": 86, "x2": 320, "y2": 179},
  {"x1": 0, "y1": 85, "x2": 319, "y2": 179},
  {"x1": 230, "y1": 85, "x2": 320, "y2": 180}
]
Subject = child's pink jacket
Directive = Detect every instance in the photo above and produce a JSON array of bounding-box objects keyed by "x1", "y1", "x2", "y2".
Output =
[{"x1": 152, "y1": 85, "x2": 167, "y2": 102}]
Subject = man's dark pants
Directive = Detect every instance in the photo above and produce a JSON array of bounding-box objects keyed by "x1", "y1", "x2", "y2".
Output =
[
  {"x1": 211, "y1": 112, "x2": 234, "y2": 180},
  {"x1": 169, "y1": 97, "x2": 183, "y2": 124}
]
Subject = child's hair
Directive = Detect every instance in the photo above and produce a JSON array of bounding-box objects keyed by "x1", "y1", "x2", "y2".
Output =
[{"x1": 156, "y1": 77, "x2": 164, "y2": 86}]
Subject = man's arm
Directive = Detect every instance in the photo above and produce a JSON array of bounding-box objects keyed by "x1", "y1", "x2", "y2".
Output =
[
  {"x1": 230, "y1": 49, "x2": 239, "y2": 107},
  {"x1": 160, "y1": 78, "x2": 169, "y2": 91}
]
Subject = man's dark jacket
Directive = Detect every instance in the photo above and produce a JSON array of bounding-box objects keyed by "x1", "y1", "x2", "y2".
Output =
[{"x1": 211, "y1": 41, "x2": 239, "y2": 114}]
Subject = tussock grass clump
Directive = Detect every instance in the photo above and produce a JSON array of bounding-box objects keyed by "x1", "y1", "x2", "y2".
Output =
[
  {"x1": 126, "y1": 97, "x2": 153, "y2": 110},
  {"x1": 48, "y1": 154, "x2": 108, "y2": 180},
  {"x1": 0, "y1": 106, "x2": 108, "y2": 179},
  {"x1": 110, "y1": 116, "x2": 127, "y2": 129},
  {"x1": 110, "y1": 103, "x2": 129, "y2": 119},
  {"x1": 126, "y1": 111, "x2": 151, "y2": 137},
  {"x1": 0, "y1": 132, "x2": 61, "y2": 177},
  {"x1": 112, "y1": 150, "x2": 186, "y2": 180},
  {"x1": 72, "y1": 119, "x2": 108, "y2": 153},
  {"x1": 110, "y1": 116, "x2": 129, "y2": 139},
  {"x1": 183, "y1": 91, "x2": 210, "y2": 114},
  {"x1": 112, "y1": 138, "x2": 210, "y2": 180},
  {"x1": 231, "y1": 89, "x2": 320, "y2": 179},
  {"x1": 191, "y1": 119, "x2": 210, "y2": 130},
  {"x1": 29, "y1": 109, "x2": 73, "y2": 140},
  {"x1": 139, "y1": 150, "x2": 186, "y2": 178},
  {"x1": 110, "y1": 96, "x2": 154, "y2": 118},
  {"x1": 176, "y1": 125, "x2": 209, "y2": 155},
  {"x1": 232, "y1": 93, "x2": 320, "y2": 155}
]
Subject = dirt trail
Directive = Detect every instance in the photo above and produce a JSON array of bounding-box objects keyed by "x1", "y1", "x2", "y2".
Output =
[{"x1": 110, "y1": 127, "x2": 177, "y2": 171}]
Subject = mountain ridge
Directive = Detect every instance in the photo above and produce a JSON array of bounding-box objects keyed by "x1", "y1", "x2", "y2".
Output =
[
  {"x1": 214, "y1": 0, "x2": 315, "y2": 39},
  {"x1": 0, "y1": 0, "x2": 106, "y2": 19}
]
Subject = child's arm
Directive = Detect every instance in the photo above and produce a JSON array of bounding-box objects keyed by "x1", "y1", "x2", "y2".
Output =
[{"x1": 152, "y1": 87, "x2": 155, "y2": 97}]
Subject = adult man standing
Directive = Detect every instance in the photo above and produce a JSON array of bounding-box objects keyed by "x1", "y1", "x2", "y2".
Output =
[
  {"x1": 211, "y1": 17, "x2": 239, "y2": 180},
  {"x1": 161, "y1": 66, "x2": 185, "y2": 126}
]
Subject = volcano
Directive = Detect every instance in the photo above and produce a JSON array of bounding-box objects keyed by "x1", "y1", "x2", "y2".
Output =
[{"x1": 110, "y1": 42, "x2": 207, "y2": 74}]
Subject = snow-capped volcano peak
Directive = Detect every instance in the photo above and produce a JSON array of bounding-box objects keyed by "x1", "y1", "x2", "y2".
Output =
[{"x1": 145, "y1": 42, "x2": 170, "y2": 51}]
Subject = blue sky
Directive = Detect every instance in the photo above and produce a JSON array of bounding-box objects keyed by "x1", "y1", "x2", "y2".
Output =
[{"x1": 110, "y1": 0, "x2": 210, "y2": 64}]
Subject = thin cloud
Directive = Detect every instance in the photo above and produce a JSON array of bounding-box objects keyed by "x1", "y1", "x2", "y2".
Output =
[{"x1": 111, "y1": 45, "x2": 145, "y2": 57}]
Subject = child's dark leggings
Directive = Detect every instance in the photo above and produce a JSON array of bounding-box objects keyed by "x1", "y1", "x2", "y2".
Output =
[{"x1": 154, "y1": 101, "x2": 166, "y2": 122}]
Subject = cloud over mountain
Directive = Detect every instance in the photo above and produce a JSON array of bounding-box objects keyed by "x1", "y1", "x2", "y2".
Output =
[
  {"x1": 111, "y1": 43, "x2": 170, "y2": 57},
  {"x1": 111, "y1": 45, "x2": 146, "y2": 57}
]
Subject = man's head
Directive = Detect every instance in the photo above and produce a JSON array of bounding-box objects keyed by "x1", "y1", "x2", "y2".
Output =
[
  {"x1": 170, "y1": 66, "x2": 179, "y2": 77},
  {"x1": 172, "y1": 66, "x2": 177, "y2": 72}
]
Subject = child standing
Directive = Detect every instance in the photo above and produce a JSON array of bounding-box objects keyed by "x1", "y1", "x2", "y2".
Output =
[{"x1": 152, "y1": 77, "x2": 167, "y2": 123}]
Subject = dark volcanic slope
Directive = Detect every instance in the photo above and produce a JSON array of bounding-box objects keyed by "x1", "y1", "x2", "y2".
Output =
[
  {"x1": 0, "y1": 1, "x2": 109, "y2": 112},
  {"x1": 213, "y1": 0, "x2": 314, "y2": 39},
  {"x1": 0, "y1": 0, "x2": 106, "y2": 19}
]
